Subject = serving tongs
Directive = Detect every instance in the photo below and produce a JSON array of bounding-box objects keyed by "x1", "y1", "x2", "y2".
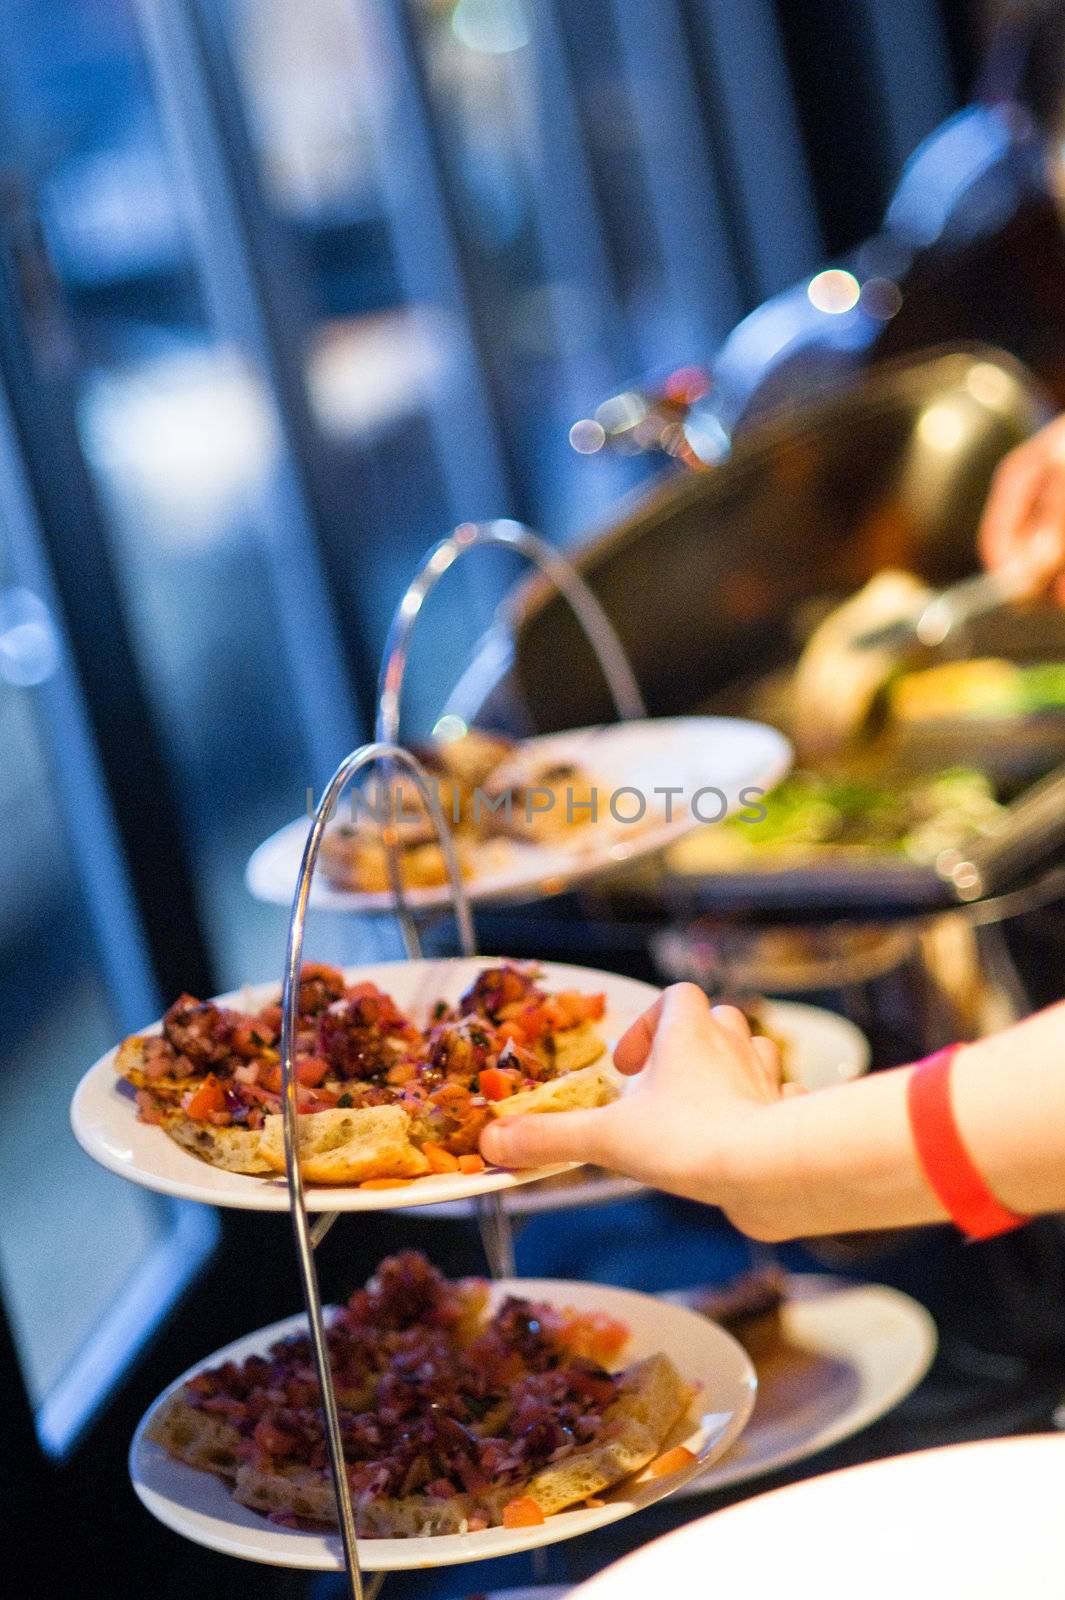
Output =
[
  {"x1": 851, "y1": 566, "x2": 1034, "y2": 653},
  {"x1": 792, "y1": 566, "x2": 1033, "y2": 758}
]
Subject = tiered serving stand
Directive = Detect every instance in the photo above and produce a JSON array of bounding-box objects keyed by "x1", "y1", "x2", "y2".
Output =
[
  {"x1": 69, "y1": 525, "x2": 790, "y2": 1598},
  {"x1": 73, "y1": 523, "x2": 932, "y2": 1597}
]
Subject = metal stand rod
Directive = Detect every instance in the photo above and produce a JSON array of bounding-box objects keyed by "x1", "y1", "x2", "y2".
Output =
[
  {"x1": 281, "y1": 741, "x2": 475, "y2": 1599},
  {"x1": 373, "y1": 519, "x2": 647, "y2": 1288},
  {"x1": 476, "y1": 1191, "x2": 518, "y2": 1280},
  {"x1": 376, "y1": 518, "x2": 646, "y2": 953},
  {"x1": 310, "y1": 1211, "x2": 340, "y2": 1249}
]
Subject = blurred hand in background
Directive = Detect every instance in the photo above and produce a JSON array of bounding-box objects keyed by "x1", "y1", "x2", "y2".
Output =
[{"x1": 979, "y1": 414, "x2": 1065, "y2": 602}]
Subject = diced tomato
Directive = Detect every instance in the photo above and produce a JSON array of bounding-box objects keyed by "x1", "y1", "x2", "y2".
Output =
[
  {"x1": 502, "y1": 1497, "x2": 545, "y2": 1528},
  {"x1": 422, "y1": 1142, "x2": 460, "y2": 1174},
  {"x1": 253, "y1": 1417, "x2": 298, "y2": 1458},
  {"x1": 259, "y1": 1062, "x2": 283, "y2": 1094},
  {"x1": 295, "y1": 1055, "x2": 330, "y2": 1087},
  {"x1": 557, "y1": 1309, "x2": 630, "y2": 1365},
  {"x1": 302, "y1": 962, "x2": 345, "y2": 984},
  {"x1": 547, "y1": 990, "x2": 606, "y2": 1029},
  {"x1": 456, "y1": 1153, "x2": 485, "y2": 1175},
  {"x1": 478, "y1": 1067, "x2": 517, "y2": 1101},
  {"x1": 295, "y1": 1085, "x2": 339, "y2": 1113},
  {"x1": 512, "y1": 1005, "x2": 550, "y2": 1045},
  {"x1": 231, "y1": 1019, "x2": 275, "y2": 1056},
  {"x1": 185, "y1": 1074, "x2": 227, "y2": 1121},
  {"x1": 644, "y1": 1445, "x2": 696, "y2": 1480}
]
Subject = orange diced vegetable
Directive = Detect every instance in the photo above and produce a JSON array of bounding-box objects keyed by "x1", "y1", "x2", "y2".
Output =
[
  {"x1": 260, "y1": 1061, "x2": 283, "y2": 1094},
  {"x1": 457, "y1": 1153, "x2": 485, "y2": 1174},
  {"x1": 359, "y1": 1178, "x2": 414, "y2": 1190},
  {"x1": 584, "y1": 1497, "x2": 606, "y2": 1509},
  {"x1": 479, "y1": 1067, "x2": 516, "y2": 1101},
  {"x1": 502, "y1": 1497, "x2": 545, "y2": 1528},
  {"x1": 644, "y1": 1445, "x2": 697, "y2": 1480},
  {"x1": 550, "y1": 990, "x2": 605, "y2": 1028},
  {"x1": 423, "y1": 1142, "x2": 460, "y2": 1174},
  {"x1": 295, "y1": 1055, "x2": 330, "y2": 1087},
  {"x1": 558, "y1": 1309, "x2": 630, "y2": 1365},
  {"x1": 185, "y1": 1074, "x2": 227, "y2": 1121}
]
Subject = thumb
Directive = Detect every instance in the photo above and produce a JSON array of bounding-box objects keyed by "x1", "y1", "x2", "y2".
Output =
[{"x1": 480, "y1": 1107, "x2": 611, "y2": 1170}]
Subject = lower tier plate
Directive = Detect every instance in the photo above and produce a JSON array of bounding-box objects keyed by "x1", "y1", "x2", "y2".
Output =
[{"x1": 130, "y1": 1277, "x2": 756, "y2": 1572}]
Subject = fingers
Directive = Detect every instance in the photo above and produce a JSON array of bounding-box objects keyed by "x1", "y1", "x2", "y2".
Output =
[
  {"x1": 978, "y1": 441, "x2": 1046, "y2": 580},
  {"x1": 710, "y1": 1004, "x2": 752, "y2": 1040},
  {"x1": 979, "y1": 421, "x2": 1065, "y2": 596},
  {"x1": 751, "y1": 1034, "x2": 782, "y2": 1083},
  {"x1": 612, "y1": 993, "x2": 665, "y2": 1076},
  {"x1": 613, "y1": 983, "x2": 714, "y2": 1076},
  {"x1": 480, "y1": 1106, "x2": 613, "y2": 1169}
]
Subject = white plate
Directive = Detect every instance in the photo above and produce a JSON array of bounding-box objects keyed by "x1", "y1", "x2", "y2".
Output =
[
  {"x1": 70, "y1": 959, "x2": 659, "y2": 1213},
  {"x1": 569, "y1": 1434, "x2": 1065, "y2": 1600},
  {"x1": 245, "y1": 718, "x2": 793, "y2": 912},
  {"x1": 399, "y1": 1004, "x2": 870, "y2": 1219},
  {"x1": 130, "y1": 1277, "x2": 757, "y2": 1572},
  {"x1": 664, "y1": 1275, "x2": 935, "y2": 1496}
]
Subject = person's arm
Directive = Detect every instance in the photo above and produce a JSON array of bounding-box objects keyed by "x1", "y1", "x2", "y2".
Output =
[
  {"x1": 978, "y1": 415, "x2": 1065, "y2": 602},
  {"x1": 479, "y1": 985, "x2": 1065, "y2": 1241}
]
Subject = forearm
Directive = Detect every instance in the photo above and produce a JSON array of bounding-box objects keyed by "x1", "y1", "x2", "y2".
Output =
[{"x1": 727, "y1": 1001, "x2": 1065, "y2": 1240}]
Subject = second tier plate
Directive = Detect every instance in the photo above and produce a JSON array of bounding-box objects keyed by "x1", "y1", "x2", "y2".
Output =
[{"x1": 70, "y1": 958, "x2": 659, "y2": 1212}]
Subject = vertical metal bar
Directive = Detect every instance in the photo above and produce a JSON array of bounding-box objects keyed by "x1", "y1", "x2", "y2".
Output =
[
  {"x1": 135, "y1": 0, "x2": 364, "y2": 772},
  {"x1": 684, "y1": 0, "x2": 825, "y2": 300},
  {"x1": 606, "y1": 0, "x2": 745, "y2": 366},
  {"x1": 475, "y1": 1192, "x2": 517, "y2": 1280},
  {"x1": 279, "y1": 741, "x2": 473, "y2": 1595}
]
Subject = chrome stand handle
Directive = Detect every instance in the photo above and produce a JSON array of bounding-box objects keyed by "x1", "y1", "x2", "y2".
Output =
[
  {"x1": 279, "y1": 740, "x2": 473, "y2": 1597},
  {"x1": 377, "y1": 518, "x2": 646, "y2": 749},
  {"x1": 376, "y1": 520, "x2": 644, "y2": 959}
]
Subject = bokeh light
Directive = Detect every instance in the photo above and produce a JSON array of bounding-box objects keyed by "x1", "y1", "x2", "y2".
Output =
[{"x1": 806, "y1": 268, "x2": 861, "y2": 315}]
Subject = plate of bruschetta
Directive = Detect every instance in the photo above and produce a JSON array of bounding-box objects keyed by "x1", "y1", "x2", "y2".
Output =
[
  {"x1": 245, "y1": 718, "x2": 792, "y2": 913},
  {"x1": 71, "y1": 958, "x2": 660, "y2": 1211},
  {"x1": 130, "y1": 1253, "x2": 756, "y2": 1570}
]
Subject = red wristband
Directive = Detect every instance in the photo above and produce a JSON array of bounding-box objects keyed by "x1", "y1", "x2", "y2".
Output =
[{"x1": 907, "y1": 1046, "x2": 1030, "y2": 1241}]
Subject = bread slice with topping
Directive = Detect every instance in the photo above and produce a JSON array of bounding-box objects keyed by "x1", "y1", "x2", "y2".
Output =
[
  {"x1": 258, "y1": 1104, "x2": 431, "y2": 1184},
  {"x1": 492, "y1": 1059, "x2": 622, "y2": 1119}
]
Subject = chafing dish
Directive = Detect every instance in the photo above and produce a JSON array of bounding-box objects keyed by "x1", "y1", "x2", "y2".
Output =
[{"x1": 456, "y1": 346, "x2": 1065, "y2": 915}]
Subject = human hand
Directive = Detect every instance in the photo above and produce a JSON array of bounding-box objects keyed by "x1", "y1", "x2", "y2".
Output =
[
  {"x1": 978, "y1": 416, "x2": 1065, "y2": 603},
  {"x1": 479, "y1": 984, "x2": 802, "y2": 1238}
]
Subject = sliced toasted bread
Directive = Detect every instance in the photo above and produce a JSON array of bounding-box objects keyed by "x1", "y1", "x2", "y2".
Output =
[
  {"x1": 536, "y1": 1019, "x2": 606, "y2": 1077},
  {"x1": 116, "y1": 1035, "x2": 198, "y2": 1102},
  {"x1": 166, "y1": 1118, "x2": 273, "y2": 1175},
  {"x1": 259, "y1": 1104, "x2": 431, "y2": 1185},
  {"x1": 524, "y1": 1352, "x2": 689, "y2": 1515},
  {"x1": 491, "y1": 1060, "x2": 622, "y2": 1119},
  {"x1": 234, "y1": 1463, "x2": 505, "y2": 1535},
  {"x1": 148, "y1": 1396, "x2": 243, "y2": 1478}
]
